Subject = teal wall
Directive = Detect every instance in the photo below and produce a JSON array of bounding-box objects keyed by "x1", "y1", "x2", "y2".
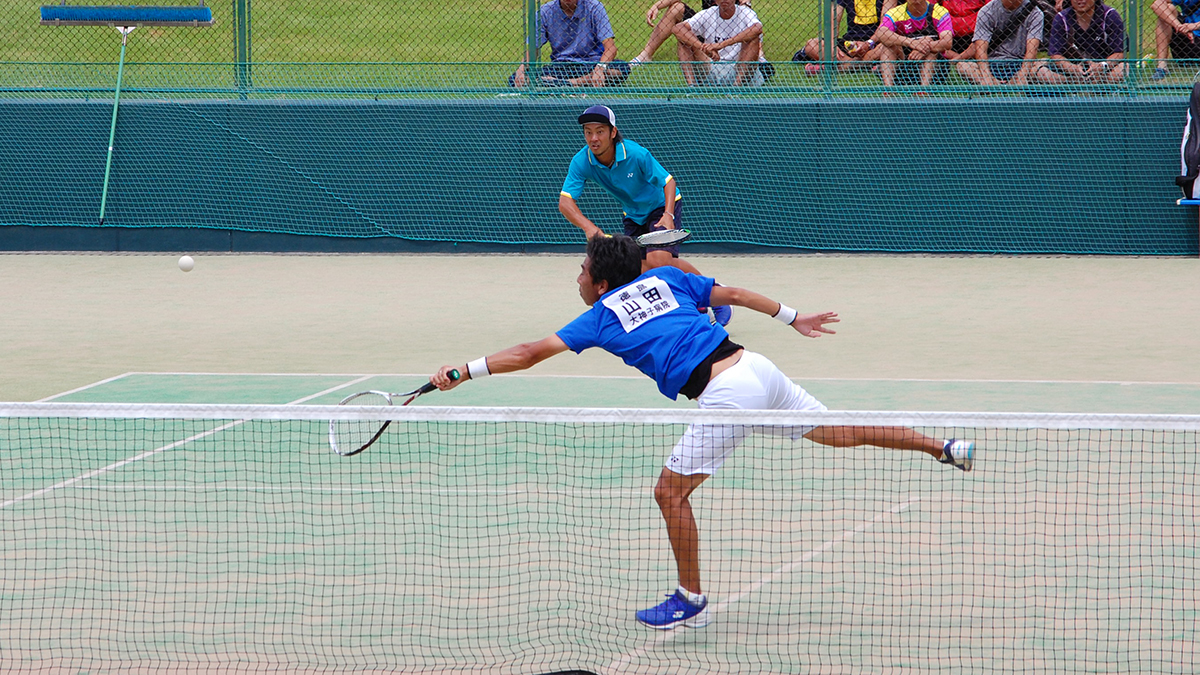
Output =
[{"x1": 0, "y1": 98, "x2": 1195, "y2": 254}]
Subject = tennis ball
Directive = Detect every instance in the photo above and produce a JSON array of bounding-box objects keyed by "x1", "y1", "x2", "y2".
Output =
[{"x1": 178, "y1": 255, "x2": 195, "y2": 272}]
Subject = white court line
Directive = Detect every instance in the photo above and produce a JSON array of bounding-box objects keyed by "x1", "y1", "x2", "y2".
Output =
[
  {"x1": 602, "y1": 497, "x2": 919, "y2": 675},
  {"x1": 111, "y1": 371, "x2": 647, "y2": 380},
  {"x1": 0, "y1": 375, "x2": 372, "y2": 511},
  {"x1": 36, "y1": 372, "x2": 135, "y2": 402},
  {"x1": 94, "y1": 371, "x2": 1200, "y2": 386}
]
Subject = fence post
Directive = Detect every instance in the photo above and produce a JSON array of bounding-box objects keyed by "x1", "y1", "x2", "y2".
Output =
[
  {"x1": 1126, "y1": 0, "x2": 1139, "y2": 69},
  {"x1": 233, "y1": 0, "x2": 252, "y2": 95},
  {"x1": 525, "y1": 0, "x2": 539, "y2": 90},
  {"x1": 821, "y1": 0, "x2": 834, "y2": 94}
]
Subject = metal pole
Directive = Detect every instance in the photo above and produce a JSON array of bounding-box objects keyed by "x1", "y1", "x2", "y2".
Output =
[
  {"x1": 1126, "y1": 0, "x2": 1139, "y2": 89},
  {"x1": 99, "y1": 26, "x2": 134, "y2": 225},
  {"x1": 234, "y1": 0, "x2": 252, "y2": 95},
  {"x1": 821, "y1": 0, "x2": 834, "y2": 93},
  {"x1": 525, "y1": 0, "x2": 539, "y2": 89}
]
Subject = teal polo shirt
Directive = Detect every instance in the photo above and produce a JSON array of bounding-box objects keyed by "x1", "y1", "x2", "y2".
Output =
[{"x1": 560, "y1": 139, "x2": 682, "y2": 224}]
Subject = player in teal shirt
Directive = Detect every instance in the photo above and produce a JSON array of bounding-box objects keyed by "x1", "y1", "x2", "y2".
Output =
[
  {"x1": 431, "y1": 234, "x2": 975, "y2": 631},
  {"x1": 559, "y1": 105, "x2": 733, "y2": 326}
]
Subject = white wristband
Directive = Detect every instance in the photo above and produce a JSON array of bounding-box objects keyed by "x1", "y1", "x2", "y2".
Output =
[
  {"x1": 466, "y1": 357, "x2": 490, "y2": 380},
  {"x1": 773, "y1": 303, "x2": 798, "y2": 326}
]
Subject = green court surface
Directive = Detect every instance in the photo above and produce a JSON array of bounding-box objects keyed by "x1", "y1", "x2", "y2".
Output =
[
  {"x1": 37, "y1": 370, "x2": 1200, "y2": 413},
  {"x1": 2, "y1": 254, "x2": 1199, "y2": 673}
]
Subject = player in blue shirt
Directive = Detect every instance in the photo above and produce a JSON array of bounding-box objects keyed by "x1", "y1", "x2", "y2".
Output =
[
  {"x1": 431, "y1": 234, "x2": 974, "y2": 631},
  {"x1": 560, "y1": 105, "x2": 734, "y2": 326}
]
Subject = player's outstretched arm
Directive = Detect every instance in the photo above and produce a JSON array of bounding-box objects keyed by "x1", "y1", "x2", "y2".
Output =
[
  {"x1": 709, "y1": 286, "x2": 839, "y2": 338},
  {"x1": 559, "y1": 194, "x2": 603, "y2": 239},
  {"x1": 433, "y1": 335, "x2": 570, "y2": 391}
]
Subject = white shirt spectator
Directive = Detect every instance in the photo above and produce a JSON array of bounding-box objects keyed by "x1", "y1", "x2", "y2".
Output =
[{"x1": 684, "y1": 5, "x2": 763, "y2": 61}]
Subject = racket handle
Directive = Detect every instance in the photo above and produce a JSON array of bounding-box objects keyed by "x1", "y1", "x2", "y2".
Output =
[{"x1": 419, "y1": 369, "x2": 460, "y2": 395}]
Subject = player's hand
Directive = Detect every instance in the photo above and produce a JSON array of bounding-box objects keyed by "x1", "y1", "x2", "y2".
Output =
[
  {"x1": 646, "y1": 4, "x2": 660, "y2": 25},
  {"x1": 1010, "y1": 70, "x2": 1028, "y2": 85},
  {"x1": 432, "y1": 365, "x2": 465, "y2": 391},
  {"x1": 655, "y1": 213, "x2": 676, "y2": 231},
  {"x1": 701, "y1": 43, "x2": 722, "y2": 59},
  {"x1": 791, "y1": 312, "x2": 839, "y2": 338},
  {"x1": 514, "y1": 68, "x2": 527, "y2": 87}
]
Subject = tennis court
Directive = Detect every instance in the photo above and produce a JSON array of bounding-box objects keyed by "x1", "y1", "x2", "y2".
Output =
[{"x1": 2, "y1": 254, "x2": 1199, "y2": 673}]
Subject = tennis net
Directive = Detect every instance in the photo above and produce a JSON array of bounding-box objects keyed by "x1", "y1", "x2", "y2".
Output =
[{"x1": 1, "y1": 403, "x2": 1197, "y2": 674}]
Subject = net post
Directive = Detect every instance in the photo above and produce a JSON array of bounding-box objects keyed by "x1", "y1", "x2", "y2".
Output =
[{"x1": 233, "y1": 0, "x2": 253, "y2": 98}]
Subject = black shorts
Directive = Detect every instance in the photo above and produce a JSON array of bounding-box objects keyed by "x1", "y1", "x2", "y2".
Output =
[
  {"x1": 681, "y1": 0, "x2": 718, "y2": 20},
  {"x1": 1171, "y1": 31, "x2": 1200, "y2": 61},
  {"x1": 623, "y1": 200, "x2": 684, "y2": 260},
  {"x1": 507, "y1": 60, "x2": 631, "y2": 87}
]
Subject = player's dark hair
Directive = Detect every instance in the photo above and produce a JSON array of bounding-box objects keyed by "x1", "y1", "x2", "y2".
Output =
[
  {"x1": 586, "y1": 234, "x2": 641, "y2": 291},
  {"x1": 613, "y1": 127, "x2": 623, "y2": 143}
]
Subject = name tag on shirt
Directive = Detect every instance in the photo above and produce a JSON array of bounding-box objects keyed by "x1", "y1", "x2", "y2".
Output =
[{"x1": 602, "y1": 276, "x2": 680, "y2": 333}]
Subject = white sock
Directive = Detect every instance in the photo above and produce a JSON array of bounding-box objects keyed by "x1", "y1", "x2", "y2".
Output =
[
  {"x1": 630, "y1": 55, "x2": 649, "y2": 66},
  {"x1": 678, "y1": 586, "x2": 706, "y2": 606}
]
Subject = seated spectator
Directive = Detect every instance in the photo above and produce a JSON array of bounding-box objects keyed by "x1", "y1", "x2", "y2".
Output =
[
  {"x1": 1036, "y1": 0, "x2": 1125, "y2": 84},
  {"x1": 942, "y1": 0, "x2": 990, "y2": 59},
  {"x1": 876, "y1": 0, "x2": 954, "y2": 87},
  {"x1": 510, "y1": 0, "x2": 631, "y2": 88},
  {"x1": 631, "y1": 0, "x2": 774, "y2": 81},
  {"x1": 794, "y1": 0, "x2": 899, "y2": 74},
  {"x1": 1151, "y1": 0, "x2": 1200, "y2": 80},
  {"x1": 673, "y1": 0, "x2": 765, "y2": 86},
  {"x1": 956, "y1": 0, "x2": 1044, "y2": 86}
]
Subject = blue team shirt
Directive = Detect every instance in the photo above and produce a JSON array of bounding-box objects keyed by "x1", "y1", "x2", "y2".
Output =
[
  {"x1": 561, "y1": 139, "x2": 682, "y2": 225},
  {"x1": 538, "y1": 0, "x2": 615, "y2": 63},
  {"x1": 556, "y1": 267, "x2": 728, "y2": 400},
  {"x1": 1175, "y1": 0, "x2": 1200, "y2": 37}
]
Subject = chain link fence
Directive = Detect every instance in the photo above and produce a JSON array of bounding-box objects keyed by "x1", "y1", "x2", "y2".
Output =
[{"x1": 0, "y1": 0, "x2": 1188, "y2": 91}]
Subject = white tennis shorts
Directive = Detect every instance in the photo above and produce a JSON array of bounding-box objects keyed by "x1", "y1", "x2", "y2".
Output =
[{"x1": 666, "y1": 351, "x2": 827, "y2": 476}]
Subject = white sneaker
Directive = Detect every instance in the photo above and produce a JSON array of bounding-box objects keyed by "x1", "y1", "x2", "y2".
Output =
[{"x1": 939, "y1": 439, "x2": 974, "y2": 472}]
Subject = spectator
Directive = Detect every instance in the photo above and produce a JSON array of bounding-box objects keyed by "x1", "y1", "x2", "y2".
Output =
[
  {"x1": 1036, "y1": 0, "x2": 1125, "y2": 84},
  {"x1": 631, "y1": 0, "x2": 774, "y2": 81},
  {"x1": 942, "y1": 0, "x2": 990, "y2": 59},
  {"x1": 1151, "y1": 0, "x2": 1200, "y2": 80},
  {"x1": 673, "y1": 0, "x2": 765, "y2": 86},
  {"x1": 510, "y1": 0, "x2": 631, "y2": 88},
  {"x1": 876, "y1": 0, "x2": 954, "y2": 87},
  {"x1": 795, "y1": 0, "x2": 898, "y2": 73},
  {"x1": 956, "y1": 0, "x2": 1044, "y2": 86}
]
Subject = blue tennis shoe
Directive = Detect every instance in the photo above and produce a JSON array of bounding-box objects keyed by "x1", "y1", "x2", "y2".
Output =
[
  {"x1": 712, "y1": 304, "x2": 733, "y2": 326},
  {"x1": 636, "y1": 590, "x2": 710, "y2": 630}
]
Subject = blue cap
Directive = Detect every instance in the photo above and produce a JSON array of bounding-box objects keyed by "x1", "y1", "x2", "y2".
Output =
[{"x1": 577, "y1": 105, "x2": 616, "y2": 127}]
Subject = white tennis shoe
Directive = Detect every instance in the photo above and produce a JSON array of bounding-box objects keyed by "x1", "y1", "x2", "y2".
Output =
[{"x1": 939, "y1": 439, "x2": 974, "y2": 472}]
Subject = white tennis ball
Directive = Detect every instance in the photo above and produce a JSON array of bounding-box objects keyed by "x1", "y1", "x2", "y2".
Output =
[{"x1": 178, "y1": 255, "x2": 195, "y2": 272}]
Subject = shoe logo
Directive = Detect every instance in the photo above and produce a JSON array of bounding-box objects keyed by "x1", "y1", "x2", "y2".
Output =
[
  {"x1": 673, "y1": 610, "x2": 684, "y2": 618},
  {"x1": 627, "y1": 173, "x2": 634, "y2": 178}
]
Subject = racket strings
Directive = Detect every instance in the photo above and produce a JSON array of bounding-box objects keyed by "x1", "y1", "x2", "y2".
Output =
[{"x1": 330, "y1": 391, "x2": 392, "y2": 456}]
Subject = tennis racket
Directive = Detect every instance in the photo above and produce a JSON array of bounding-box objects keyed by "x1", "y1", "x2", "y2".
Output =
[
  {"x1": 328, "y1": 370, "x2": 459, "y2": 457},
  {"x1": 636, "y1": 229, "x2": 691, "y2": 247}
]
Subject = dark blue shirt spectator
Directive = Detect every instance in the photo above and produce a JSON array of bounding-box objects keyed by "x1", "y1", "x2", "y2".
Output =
[
  {"x1": 539, "y1": 0, "x2": 616, "y2": 62},
  {"x1": 510, "y1": 0, "x2": 630, "y2": 88},
  {"x1": 1047, "y1": 2, "x2": 1125, "y2": 58}
]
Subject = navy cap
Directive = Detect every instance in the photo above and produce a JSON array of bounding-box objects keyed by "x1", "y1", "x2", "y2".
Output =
[{"x1": 577, "y1": 105, "x2": 616, "y2": 127}]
